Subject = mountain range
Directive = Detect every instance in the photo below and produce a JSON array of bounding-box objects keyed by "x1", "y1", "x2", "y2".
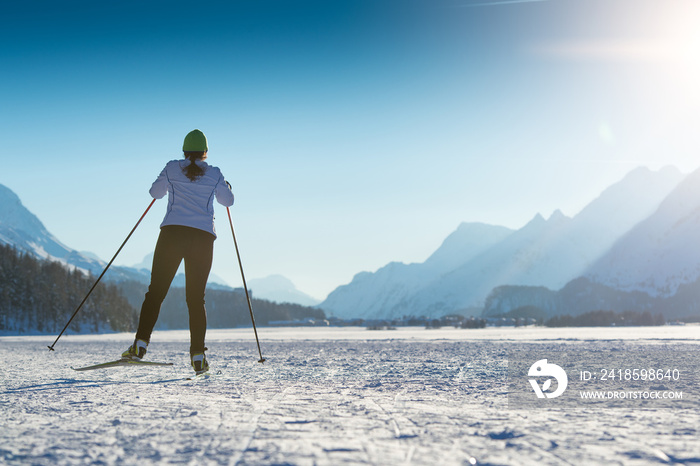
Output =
[
  {"x1": 585, "y1": 167, "x2": 700, "y2": 297},
  {"x1": 320, "y1": 166, "x2": 692, "y2": 319},
  {"x1": 0, "y1": 184, "x2": 111, "y2": 277},
  {"x1": 247, "y1": 275, "x2": 321, "y2": 306},
  {"x1": 5, "y1": 165, "x2": 700, "y2": 321}
]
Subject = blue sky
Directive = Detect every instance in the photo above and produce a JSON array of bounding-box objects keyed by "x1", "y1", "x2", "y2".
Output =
[{"x1": 2, "y1": 0, "x2": 700, "y2": 300}]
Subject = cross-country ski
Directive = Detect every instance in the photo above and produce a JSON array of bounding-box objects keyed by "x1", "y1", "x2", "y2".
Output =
[{"x1": 71, "y1": 358, "x2": 174, "y2": 372}]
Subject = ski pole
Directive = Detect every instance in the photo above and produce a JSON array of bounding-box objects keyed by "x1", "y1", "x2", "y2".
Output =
[
  {"x1": 226, "y1": 206, "x2": 266, "y2": 363},
  {"x1": 48, "y1": 198, "x2": 157, "y2": 351}
]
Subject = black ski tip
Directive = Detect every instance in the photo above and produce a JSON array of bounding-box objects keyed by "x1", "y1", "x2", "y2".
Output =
[
  {"x1": 48, "y1": 345, "x2": 55, "y2": 351},
  {"x1": 258, "y1": 358, "x2": 266, "y2": 364}
]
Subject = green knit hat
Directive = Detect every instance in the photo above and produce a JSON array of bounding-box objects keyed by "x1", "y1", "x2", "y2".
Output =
[{"x1": 183, "y1": 129, "x2": 208, "y2": 152}]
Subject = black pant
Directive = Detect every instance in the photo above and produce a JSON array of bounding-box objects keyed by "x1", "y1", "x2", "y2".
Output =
[{"x1": 135, "y1": 225, "x2": 215, "y2": 354}]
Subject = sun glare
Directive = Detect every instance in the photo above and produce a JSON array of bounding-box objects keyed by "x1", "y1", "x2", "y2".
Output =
[{"x1": 657, "y1": 2, "x2": 700, "y2": 94}]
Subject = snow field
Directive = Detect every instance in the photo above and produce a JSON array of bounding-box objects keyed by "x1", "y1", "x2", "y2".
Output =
[{"x1": 1, "y1": 328, "x2": 699, "y2": 465}]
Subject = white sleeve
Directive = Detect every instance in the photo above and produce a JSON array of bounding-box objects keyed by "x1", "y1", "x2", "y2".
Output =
[
  {"x1": 149, "y1": 165, "x2": 169, "y2": 199},
  {"x1": 215, "y1": 172, "x2": 234, "y2": 207}
]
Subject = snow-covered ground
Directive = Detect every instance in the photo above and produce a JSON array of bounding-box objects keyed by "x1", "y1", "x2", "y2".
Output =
[{"x1": 2, "y1": 326, "x2": 699, "y2": 465}]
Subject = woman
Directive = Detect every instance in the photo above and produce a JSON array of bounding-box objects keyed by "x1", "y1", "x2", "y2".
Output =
[{"x1": 122, "y1": 129, "x2": 234, "y2": 374}]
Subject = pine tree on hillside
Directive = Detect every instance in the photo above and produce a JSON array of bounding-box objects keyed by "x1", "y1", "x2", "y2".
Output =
[{"x1": 0, "y1": 244, "x2": 137, "y2": 334}]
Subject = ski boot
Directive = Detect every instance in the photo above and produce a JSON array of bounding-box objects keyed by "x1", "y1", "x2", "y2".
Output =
[
  {"x1": 121, "y1": 339, "x2": 148, "y2": 360},
  {"x1": 191, "y1": 352, "x2": 209, "y2": 375}
]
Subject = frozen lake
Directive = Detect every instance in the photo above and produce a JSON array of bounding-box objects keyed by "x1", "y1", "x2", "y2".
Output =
[{"x1": 2, "y1": 326, "x2": 699, "y2": 465}]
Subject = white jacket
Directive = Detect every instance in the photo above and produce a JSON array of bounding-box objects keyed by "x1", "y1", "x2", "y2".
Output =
[{"x1": 149, "y1": 159, "x2": 234, "y2": 237}]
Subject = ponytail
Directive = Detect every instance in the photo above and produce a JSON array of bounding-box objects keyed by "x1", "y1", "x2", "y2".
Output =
[{"x1": 182, "y1": 151, "x2": 206, "y2": 181}]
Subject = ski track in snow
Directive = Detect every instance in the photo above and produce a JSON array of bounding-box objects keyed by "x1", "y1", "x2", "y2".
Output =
[{"x1": 1, "y1": 329, "x2": 700, "y2": 465}]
